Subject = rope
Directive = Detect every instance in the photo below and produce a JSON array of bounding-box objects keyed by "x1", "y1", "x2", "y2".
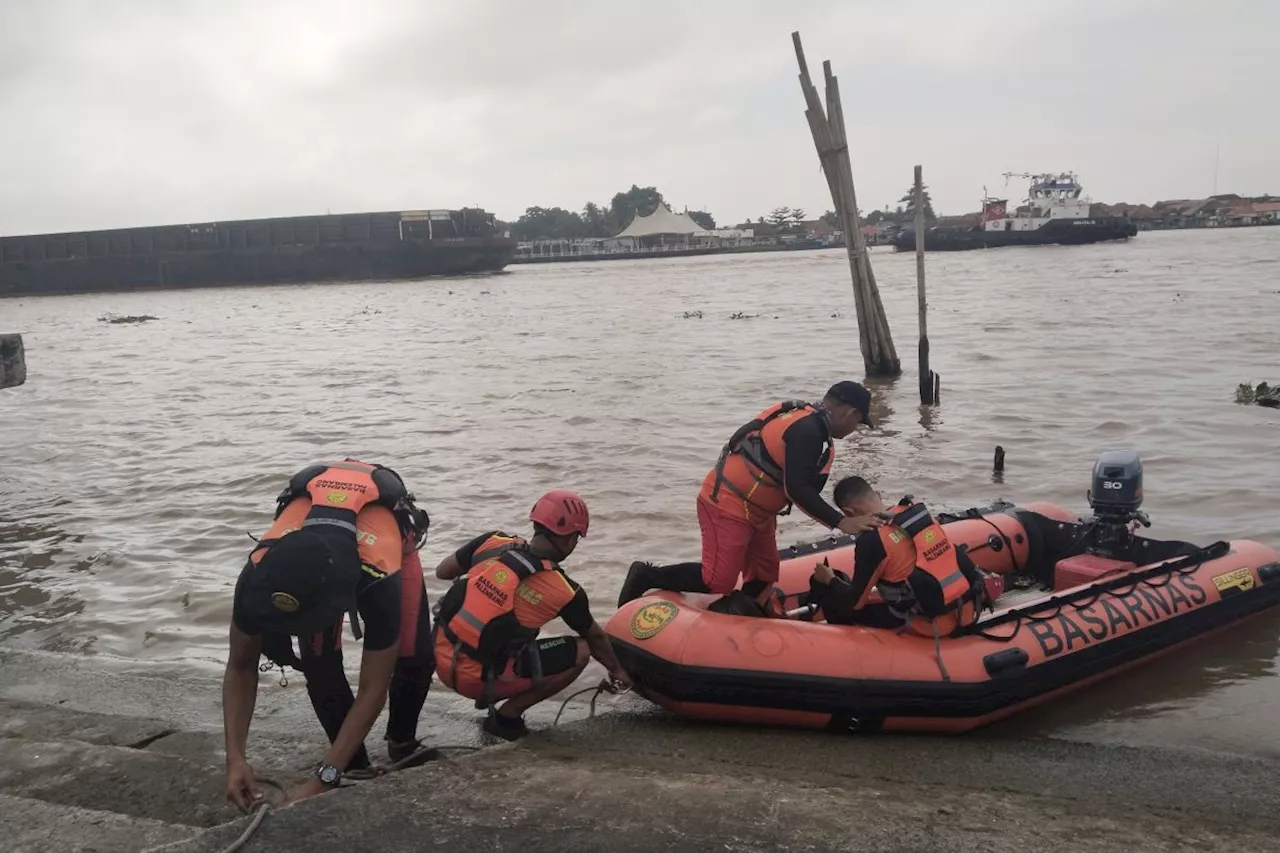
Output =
[
  {"x1": 218, "y1": 803, "x2": 269, "y2": 853},
  {"x1": 343, "y1": 744, "x2": 482, "y2": 780},
  {"x1": 552, "y1": 684, "x2": 607, "y2": 727},
  {"x1": 552, "y1": 680, "x2": 630, "y2": 727}
]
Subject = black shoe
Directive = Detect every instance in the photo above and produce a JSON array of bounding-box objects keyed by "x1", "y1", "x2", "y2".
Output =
[
  {"x1": 617, "y1": 561, "x2": 658, "y2": 607},
  {"x1": 483, "y1": 710, "x2": 530, "y2": 742},
  {"x1": 387, "y1": 739, "x2": 442, "y2": 768}
]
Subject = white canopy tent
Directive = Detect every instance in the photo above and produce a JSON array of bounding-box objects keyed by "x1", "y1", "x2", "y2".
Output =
[{"x1": 613, "y1": 204, "x2": 705, "y2": 239}]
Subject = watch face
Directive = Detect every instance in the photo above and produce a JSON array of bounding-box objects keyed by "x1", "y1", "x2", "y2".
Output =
[{"x1": 318, "y1": 765, "x2": 340, "y2": 785}]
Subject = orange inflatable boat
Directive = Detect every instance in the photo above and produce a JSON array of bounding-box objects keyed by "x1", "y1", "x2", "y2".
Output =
[{"x1": 606, "y1": 451, "x2": 1280, "y2": 734}]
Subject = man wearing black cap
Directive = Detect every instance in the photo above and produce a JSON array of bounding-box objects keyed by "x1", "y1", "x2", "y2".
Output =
[
  {"x1": 221, "y1": 461, "x2": 433, "y2": 811},
  {"x1": 618, "y1": 382, "x2": 881, "y2": 608}
]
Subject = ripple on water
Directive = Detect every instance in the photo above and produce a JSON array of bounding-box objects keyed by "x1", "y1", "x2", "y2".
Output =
[{"x1": 2, "y1": 228, "x2": 1280, "y2": 752}]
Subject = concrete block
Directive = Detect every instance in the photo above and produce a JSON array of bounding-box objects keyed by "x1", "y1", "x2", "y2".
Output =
[{"x1": 1, "y1": 333, "x2": 25, "y2": 388}]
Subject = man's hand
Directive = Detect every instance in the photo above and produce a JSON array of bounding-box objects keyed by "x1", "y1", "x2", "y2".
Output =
[
  {"x1": 602, "y1": 668, "x2": 633, "y2": 692},
  {"x1": 812, "y1": 560, "x2": 835, "y2": 585},
  {"x1": 225, "y1": 758, "x2": 263, "y2": 813},
  {"x1": 837, "y1": 514, "x2": 884, "y2": 536},
  {"x1": 282, "y1": 776, "x2": 329, "y2": 808}
]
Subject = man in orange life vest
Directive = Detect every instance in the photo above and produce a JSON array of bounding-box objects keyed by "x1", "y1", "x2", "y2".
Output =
[
  {"x1": 618, "y1": 382, "x2": 883, "y2": 609},
  {"x1": 807, "y1": 476, "x2": 987, "y2": 632},
  {"x1": 222, "y1": 460, "x2": 433, "y2": 811},
  {"x1": 433, "y1": 490, "x2": 632, "y2": 741}
]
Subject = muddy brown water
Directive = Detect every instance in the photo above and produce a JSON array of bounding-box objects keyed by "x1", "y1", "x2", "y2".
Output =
[{"x1": 2, "y1": 227, "x2": 1278, "y2": 756}]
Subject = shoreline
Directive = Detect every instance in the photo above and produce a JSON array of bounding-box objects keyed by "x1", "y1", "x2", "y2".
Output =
[{"x1": 4, "y1": 647, "x2": 1279, "y2": 852}]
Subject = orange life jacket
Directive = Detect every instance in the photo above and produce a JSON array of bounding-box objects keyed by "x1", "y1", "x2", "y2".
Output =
[
  {"x1": 436, "y1": 536, "x2": 576, "y2": 663},
  {"x1": 874, "y1": 500, "x2": 972, "y2": 618},
  {"x1": 248, "y1": 459, "x2": 426, "y2": 639},
  {"x1": 468, "y1": 532, "x2": 527, "y2": 565},
  {"x1": 703, "y1": 401, "x2": 834, "y2": 521}
]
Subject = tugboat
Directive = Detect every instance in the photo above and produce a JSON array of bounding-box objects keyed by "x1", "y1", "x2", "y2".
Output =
[{"x1": 890, "y1": 172, "x2": 1138, "y2": 252}]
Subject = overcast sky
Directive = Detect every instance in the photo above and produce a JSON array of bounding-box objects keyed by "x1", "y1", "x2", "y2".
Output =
[{"x1": 1, "y1": 0, "x2": 1275, "y2": 235}]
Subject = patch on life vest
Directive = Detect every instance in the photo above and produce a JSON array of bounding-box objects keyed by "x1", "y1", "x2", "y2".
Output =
[
  {"x1": 923, "y1": 529, "x2": 938, "y2": 544},
  {"x1": 1211, "y1": 567, "x2": 1254, "y2": 595},
  {"x1": 271, "y1": 592, "x2": 300, "y2": 613},
  {"x1": 630, "y1": 601, "x2": 679, "y2": 640},
  {"x1": 326, "y1": 492, "x2": 348, "y2": 505},
  {"x1": 493, "y1": 568, "x2": 512, "y2": 586},
  {"x1": 888, "y1": 530, "x2": 906, "y2": 543},
  {"x1": 516, "y1": 585, "x2": 543, "y2": 605}
]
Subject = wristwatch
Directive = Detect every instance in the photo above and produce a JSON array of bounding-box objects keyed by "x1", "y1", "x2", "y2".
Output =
[{"x1": 314, "y1": 763, "x2": 342, "y2": 787}]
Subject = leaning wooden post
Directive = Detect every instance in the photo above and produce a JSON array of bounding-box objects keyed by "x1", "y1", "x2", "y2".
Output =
[
  {"x1": 823, "y1": 63, "x2": 886, "y2": 363},
  {"x1": 1, "y1": 333, "x2": 26, "y2": 389},
  {"x1": 913, "y1": 165, "x2": 936, "y2": 404},
  {"x1": 792, "y1": 31, "x2": 901, "y2": 377}
]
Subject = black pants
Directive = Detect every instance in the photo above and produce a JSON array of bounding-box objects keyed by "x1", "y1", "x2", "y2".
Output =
[{"x1": 263, "y1": 588, "x2": 435, "y2": 771}]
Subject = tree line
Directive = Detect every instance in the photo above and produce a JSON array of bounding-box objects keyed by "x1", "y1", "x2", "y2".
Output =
[
  {"x1": 501, "y1": 185, "x2": 716, "y2": 241},
  {"x1": 502, "y1": 183, "x2": 938, "y2": 241}
]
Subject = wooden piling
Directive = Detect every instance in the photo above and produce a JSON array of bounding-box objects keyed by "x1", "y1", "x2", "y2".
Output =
[
  {"x1": 792, "y1": 32, "x2": 900, "y2": 377},
  {"x1": 913, "y1": 165, "x2": 937, "y2": 404},
  {"x1": 1, "y1": 333, "x2": 26, "y2": 389}
]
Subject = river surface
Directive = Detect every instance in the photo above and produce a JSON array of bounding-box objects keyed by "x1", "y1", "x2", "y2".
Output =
[{"x1": 2, "y1": 226, "x2": 1278, "y2": 756}]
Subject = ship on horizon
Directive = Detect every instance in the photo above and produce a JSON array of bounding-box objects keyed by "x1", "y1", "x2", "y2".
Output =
[
  {"x1": 890, "y1": 172, "x2": 1138, "y2": 252},
  {"x1": 0, "y1": 206, "x2": 517, "y2": 298}
]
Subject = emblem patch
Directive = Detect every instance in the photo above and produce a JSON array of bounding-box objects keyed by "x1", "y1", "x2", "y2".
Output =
[
  {"x1": 630, "y1": 601, "x2": 680, "y2": 640},
  {"x1": 271, "y1": 592, "x2": 300, "y2": 613}
]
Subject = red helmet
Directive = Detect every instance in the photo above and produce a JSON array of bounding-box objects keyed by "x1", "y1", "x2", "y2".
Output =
[{"x1": 529, "y1": 489, "x2": 590, "y2": 537}]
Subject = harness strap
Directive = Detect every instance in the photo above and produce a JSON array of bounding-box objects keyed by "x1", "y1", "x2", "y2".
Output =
[
  {"x1": 709, "y1": 401, "x2": 828, "y2": 514},
  {"x1": 471, "y1": 541, "x2": 520, "y2": 563}
]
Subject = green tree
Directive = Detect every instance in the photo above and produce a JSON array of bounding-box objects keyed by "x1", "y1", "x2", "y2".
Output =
[
  {"x1": 820, "y1": 210, "x2": 840, "y2": 229},
  {"x1": 790, "y1": 208, "x2": 807, "y2": 230},
  {"x1": 898, "y1": 185, "x2": 937, "y2": 223},
  {"x1": 610, "y1": 185, "x2": 666, "y2": 231},
  {"x1": 687, "y1": 210, "x2": 716, "y2": 230},
  {"x1": 581, "y1": 202, "x2": 619, "y2": 238},
  {"x1": 865, "y1": 209, "x2": 885, "y2": 225},
  {"x1": 511, "y1": 206, "x2": 589, "y2": 241},
  {"x1": 766, "y1": 206, "x2": 793, "y2": 229}
]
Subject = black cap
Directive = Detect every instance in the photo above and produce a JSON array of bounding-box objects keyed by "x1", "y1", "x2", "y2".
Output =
[
  {"x1": 238, "y1": 529, "x2": 361, "y2": 637},
  {"x1": 826, "y1": 381, "x2": 875, "y2": 427}
]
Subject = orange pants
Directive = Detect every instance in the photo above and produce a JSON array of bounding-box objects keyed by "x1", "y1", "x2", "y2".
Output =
[{"x1": 697, "y1": 496, "x2": 781, "y2": 594}]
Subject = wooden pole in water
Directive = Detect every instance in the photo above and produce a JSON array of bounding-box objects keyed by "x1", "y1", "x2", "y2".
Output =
[
  {"x1": 913, "y1": 165, "x2": 936, "y2": 404},
  {"x1": 1, "y1": 333, "x2": 26, "y2": 389},
  {"x1": 792, "y1": 32, "x2": 900, "y2": 377}
]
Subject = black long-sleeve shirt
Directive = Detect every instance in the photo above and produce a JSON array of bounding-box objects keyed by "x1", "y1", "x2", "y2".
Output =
[
  {"x1": 812, "y1": 530, "x2": 890, "y2": 620},
  {"x1": 780, "y1": 414, "x2": 845, "y2": 529}
]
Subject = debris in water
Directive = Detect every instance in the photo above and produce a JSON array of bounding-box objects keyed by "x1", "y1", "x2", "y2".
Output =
[
  {"x1": 1236, "y1": 382, "x2": 1280, "y2": 408},
  {"x1": 729, "y1": 312, "x2": 760, "y2": 320},
  {"x1": 682, "y1": 310, "x2": 703, "y2": 319},
  {"x1": 99, "y1": 314, "x2": 158, "y2": 324}
]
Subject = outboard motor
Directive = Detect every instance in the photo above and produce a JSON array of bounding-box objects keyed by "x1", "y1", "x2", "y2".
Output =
[{"x1": 1084, "y1": 449, "x2": 1150, "y2": 555}]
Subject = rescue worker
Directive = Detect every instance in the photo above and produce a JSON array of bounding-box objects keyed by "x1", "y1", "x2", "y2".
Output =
[
  {"x1": 222, "y1": 460, "x2": 434, "y2": 811},
  {"x1": 806, "y1": 476, "x2": 987, "y2": 633},
  {"x1": 433, "y1": 490, "x2": 631, "y2": 741},
  {"x1": 617, "y1": 381, "x2": 883, "y2": 609}
]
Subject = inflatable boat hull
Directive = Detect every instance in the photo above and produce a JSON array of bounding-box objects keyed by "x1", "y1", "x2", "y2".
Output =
[{"x1": 606, "y1": 503, "x2": 1280, "y2": 734}]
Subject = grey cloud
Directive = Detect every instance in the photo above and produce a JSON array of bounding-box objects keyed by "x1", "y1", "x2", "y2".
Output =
[{"x1": 1, "y1": 0, "x2": 1276, "y2": 235}]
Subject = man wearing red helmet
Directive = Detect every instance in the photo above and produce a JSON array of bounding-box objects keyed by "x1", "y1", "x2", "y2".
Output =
[{"x1": 432, "y1": 490, "x2": 631, "y2": 740}]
